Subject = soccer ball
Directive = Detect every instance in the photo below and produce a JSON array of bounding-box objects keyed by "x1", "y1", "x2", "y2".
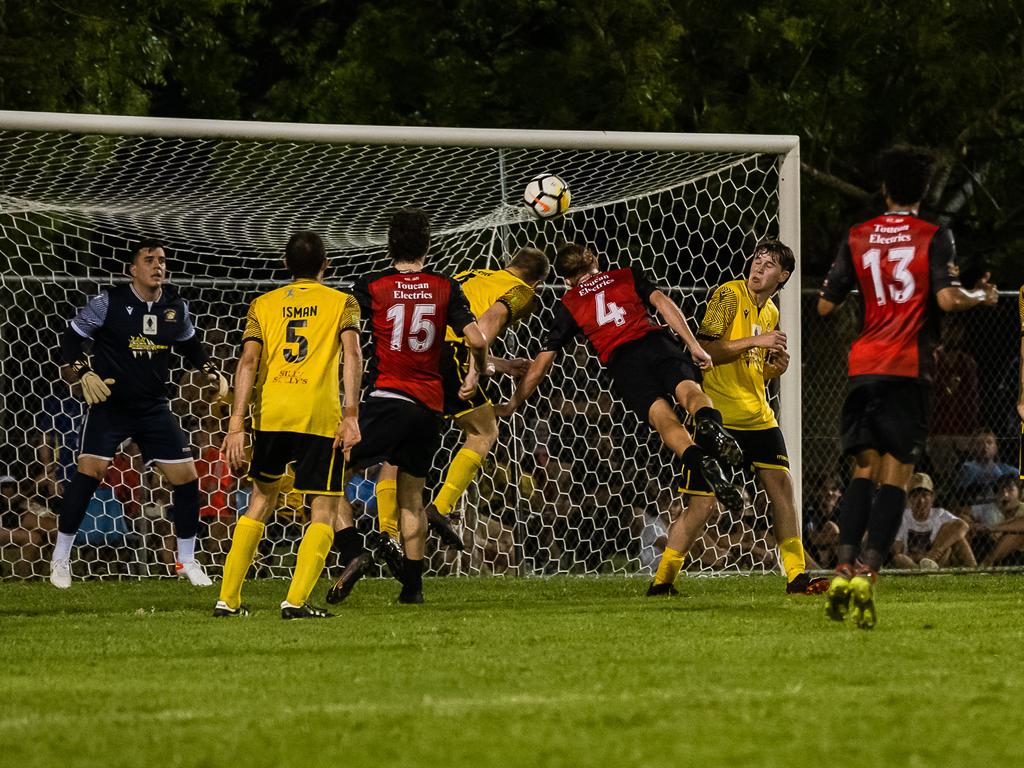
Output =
[{"x1": 524, "y1": 173, "x2": 571, "y2": 219}]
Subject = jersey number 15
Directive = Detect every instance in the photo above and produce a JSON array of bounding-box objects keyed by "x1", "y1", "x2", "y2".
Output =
[{"x1": 387, "y1": 303, "x2": 437, "y2": 352}]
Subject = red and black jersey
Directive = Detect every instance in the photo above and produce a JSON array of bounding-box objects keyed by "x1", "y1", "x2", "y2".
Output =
[
  {"x1": 543, "y1": 267, "x2": 661, "y2": 363},
  {"x1": 352, "y1": 268, "x2": 476, "y2": 412},
  {"x1": 820, "y1": 212, "x2": 961, "y2": 382}
]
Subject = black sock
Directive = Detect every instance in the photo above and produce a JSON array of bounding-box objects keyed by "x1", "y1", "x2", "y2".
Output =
[
  {"x1": 333, "y1": 526, "x2": 364, "y2": 565},
  {"x1": 57, "y1": 472, "x2": 102, "y2": 535},
  {"x1": 170, "y1": 480, "x2": 200, "y2": 540},
  {"x1": 695, "y1": 406, "x2": 723, "y2": 425},
  {"x1": 837, "y1": 477, "x2": 874, "y2": 565},
  {"x1": 401, "y1": 557, "x2": 423, "y2": 593},
  {"x1": 862, "y1": 483, "x2": 907, "y2": 571},
  {"x1": 681, "y1": 444, "x2": 706, "y2": 467}
]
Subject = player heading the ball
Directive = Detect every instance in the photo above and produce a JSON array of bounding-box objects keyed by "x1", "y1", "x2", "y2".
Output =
[
  {"x1": 497, "y1": 242, "x2": 745, "y2": 514},
  {"x1": 50, "y1": 239, "x2": 228, "y2": 590}
]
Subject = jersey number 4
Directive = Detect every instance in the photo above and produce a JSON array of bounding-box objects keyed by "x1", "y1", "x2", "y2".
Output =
[
  {"x1": 862, "y1": 247, "x2": 917, "y2": 305},
  {"x1": 387, "y1": 303, "x2": 437, "y2": 352},
  {"x1": 595, "y1": 291, "x2": 626, "y2": 327}
]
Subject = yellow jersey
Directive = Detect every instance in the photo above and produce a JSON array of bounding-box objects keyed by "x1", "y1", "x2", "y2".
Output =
[
  {"x1": 242, "y1": 279, "x2": 360, "y2": 437},
  {"x1": 698, "y1": 279, "x2": 779, "y2": 430},
  {"x1": 445, "y1": 268, "x2": 536, "y2": 343}
]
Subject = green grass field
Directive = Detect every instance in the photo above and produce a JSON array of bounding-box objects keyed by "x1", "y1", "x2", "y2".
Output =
[{"x1": 2, "y1": 574, "x2": 1022, "y2": 768}]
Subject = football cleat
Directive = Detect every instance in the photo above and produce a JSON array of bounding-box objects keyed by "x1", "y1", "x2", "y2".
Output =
[
  {"x1": 280, "y1": 601, "x2": 335, "y2": 620},
  {"x1": 849, "y1": 568, "x2": 877, "y2": 630},
  {"x1": 325, "y1": 551, "x2": 374, "y2": 604},
  {"x1": 49, "y1": 558, "x2": 72, "y2": 590},
  {"x1": 786, "y1": 572, "x2": 830, "y2": 595},
  {"x1": 369, "y1": 530, "x2": 405, "y2": 583},
  {"x1": 645, "y1": 582, "x2": 679, "y2": 597},
  {"x1": 696, "y1": 454, "x2": 744, "y2": 513},
  {"x1": 398, "y1": 587, "x2": 424, "y2": 604},
  {"x1": 824, "y1": 563, "x2": 855, "y2": 622},
  {"x1": 426, "y1": 503, "x2": 465, "y2": 551},
  {"x1": 694, "y1": 418, "x2": 743, "y2": 467},
  {"x1": 212, "y1": 600, "x2": 250, "y2": 618},
  {"x1": 176, "y1": 560, "x2": 213, "y2": 587}
]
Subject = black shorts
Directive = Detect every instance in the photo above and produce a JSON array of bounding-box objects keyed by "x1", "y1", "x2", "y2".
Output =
[
  {"x1": 79, "y1": 401, "x2": 191, "y2": 466},
  {"x1": 440, "y1": 340, "x2": 494, "y2": 418},
  {"x1": 840, "y1": 378, "x2": 930, "y2": 464},
  {"x1": 250, "y1": 431, "x2": 344, "y2": 495},
  {"x1": 679, "y1": 426, "x2": 789, "y2": 495},
  {"x1": 346, "y1": 394, "x2": 442, "y2": 478},
  {"x1": 605, "y1": 331, "x2": 703, "y2": 419}
]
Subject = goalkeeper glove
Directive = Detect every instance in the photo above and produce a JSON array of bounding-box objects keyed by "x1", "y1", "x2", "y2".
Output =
[
  {"x1": 68, "y1": 360, "x2": 115, "y2": 405},
  {"x1": 201, "y1": 361, "x2": 230, "y2": 403}
]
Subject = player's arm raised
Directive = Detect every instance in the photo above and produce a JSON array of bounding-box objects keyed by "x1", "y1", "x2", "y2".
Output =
[
  {"x1": 458, "y1": 321, "x2": 489, "y2": 398},
  {"x1": 647, "y1": 289, "x2": 712, "y2": 370},
  {"x1": 495, "y1": 350, "x2": 557, "y2": 417},
  {"x1": 222, "y1": 339, "x2": 260, "y2": 470}
]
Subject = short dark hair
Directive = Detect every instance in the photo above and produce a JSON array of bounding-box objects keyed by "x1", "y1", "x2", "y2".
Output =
[
  {"x1": 507, "y1": 246, "x2": 550, "y2": 283},
  {"x1": 388, "y1": 208, "x2": 430, "y2": 263},
  {"x1": 284, "y1": 231, "x2": 326, "y2": 279},
  {"x1": 995, "y1": 474, "x2": 1020, "y2": 492},
  {"x1": 127, "y1": 238, "x2": 167, "y2": 263},
  {"x1": 878, "y1": 145, "x2": 935, "y2": 206},
  {"x1": 751, "y1": 238, "x2": 796, "y2": 285},
  {"x1": 554, "y1": 243, "x2": 594, "y2": 280}
]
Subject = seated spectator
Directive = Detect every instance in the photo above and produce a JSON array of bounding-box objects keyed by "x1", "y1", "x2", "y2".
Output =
[
  {"x1": 632, "y1": 503, "x2": 668, "y2": 575},
  {"x1": 1, "y1": 472, "x2": 55, "y2": 578},
  {"x1": 956, "y1": 428, "x2": 1017, "y2": 507},
  {"x1": 891, "y1": 473, "x2": 975, "y2": 569},
  {"x1": 803, "y1": 472, "x2": 842, "y2": 569},
  {"x1": 195, "y1": 425, "x2": 235, "y2": 567},
  {"x1": 980, "y1": 476, "x2": 1024, "y2": 566}
]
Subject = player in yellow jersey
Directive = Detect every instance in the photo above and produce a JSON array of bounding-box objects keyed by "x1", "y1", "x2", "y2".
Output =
[
  {"x1": 370, "y1": 247, "x2": 549, "y2": 565},
  {"x1": 649, "y1": 239, "x2": 829, "y2": 596},
  {"x1": 213, "y1": 231, "x2": 363, "y2": 619}
]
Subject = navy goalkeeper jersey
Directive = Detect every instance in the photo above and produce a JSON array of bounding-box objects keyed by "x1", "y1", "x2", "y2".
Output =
[{"x1": 66, "y1": 284, "x2": 198, "y2": 406}]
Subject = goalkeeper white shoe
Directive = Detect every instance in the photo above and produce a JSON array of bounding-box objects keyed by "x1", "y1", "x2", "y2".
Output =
[
  {"x1": 50, "y1": 558, "x2": 72, "y2": 589},
  {"x1": 176, "y1": 560, "x2": 213, "y2": 587}
]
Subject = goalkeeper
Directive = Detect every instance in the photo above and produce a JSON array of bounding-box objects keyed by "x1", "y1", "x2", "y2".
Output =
[{"x1": 49, "y1": 239, "x2": 228, "y2": 590}]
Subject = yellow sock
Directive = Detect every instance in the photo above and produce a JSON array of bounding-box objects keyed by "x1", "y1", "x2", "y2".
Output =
[
  {"x1": 376, "y1": 479, "x2": 399, "y2": 539},
  {"x1": 432, "y1": 448, "x2": 483, "y2": 515},
  {"x1": 219, "y1": 516, "x2": 265, "y2": 609},
  {"x1": 779, "y1": 537, "x2": 807, "y2": 584},
  {"x1": 285, "y1": 522, "x2": 335, "y2": 606},
  {"x1": 654, "y1": 546, "x2": 685, "y2": 586}
]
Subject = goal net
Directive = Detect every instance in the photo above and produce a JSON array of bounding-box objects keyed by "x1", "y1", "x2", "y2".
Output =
[{"x1": 0, "y1": 113, "x2": 800, "y2": 580}]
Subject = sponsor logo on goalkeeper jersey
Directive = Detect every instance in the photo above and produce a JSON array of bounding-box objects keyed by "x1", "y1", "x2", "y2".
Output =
[{"x1": 128, "y1": 335, "x2": 169, "y2": 358}]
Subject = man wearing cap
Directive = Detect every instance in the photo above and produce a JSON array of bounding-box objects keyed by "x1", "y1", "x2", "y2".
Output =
[{"x1": 891, "y1": 473, "x2": 975, "y2": 569}]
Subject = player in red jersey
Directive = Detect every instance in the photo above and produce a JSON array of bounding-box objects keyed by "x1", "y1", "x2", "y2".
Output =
[
  {"x1": 326, "y1": 208, "x2": 488, "y2": 605},
  {"x1": 818, "y1": 146, "x2": 998, "y2": 628},
  {"x1": 498, "y1": 242, "x2": 745, "y2": 512}
]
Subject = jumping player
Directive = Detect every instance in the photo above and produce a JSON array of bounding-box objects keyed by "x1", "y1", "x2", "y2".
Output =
[
  {"x1": 326, "y1": 208, "x2": 488, "y2": 605},
  {"x1": 497, "y1": 242, "x2": 744, "y2": 514},
  {"x1": 649, "y1": 239, "x2": 829, "y2": 596},
  {"x1": 373, "y1": 246, "x2": 549, "y2": 558},
  {"x1": 819, "y1": 145, "x2": 998, "y2": 628},
  {"x1": 50, "y1": 239, "x2": 227, "y2": 589},
  {"x1": 215, "y1": 231, "x2": 363, "y2": 619}
]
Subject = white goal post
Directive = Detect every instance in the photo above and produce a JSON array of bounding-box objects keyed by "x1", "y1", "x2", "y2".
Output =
[{"x1": 0, "y1": 111, "x2": 799, "y2": 579}]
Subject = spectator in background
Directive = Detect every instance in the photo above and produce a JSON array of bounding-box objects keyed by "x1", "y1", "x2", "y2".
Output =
[
  {"x1": 195, "y1": 420, "x2": 234, "y2": 566},
  {"x1": 891, "y1": 473, "x2": 975, "y2": 569},
  {"x1": 632, "y1": 502, "x2": 668, "y2": 575},
  {"x1": 928, "y1": 318, "x2": 980, "y2": 485},
  {"x1": 979, "y1": 475, "x2": 1024, "y2": 566},
  {"x1": 1, "y1": 472, "x2": 55, "y2": 577},
  {"x1": 803, "y1": 472, "x2": 843, "y2": 569},
  {"x1": 956, "y1": 428, "x2": 1017, "y2": 507}
]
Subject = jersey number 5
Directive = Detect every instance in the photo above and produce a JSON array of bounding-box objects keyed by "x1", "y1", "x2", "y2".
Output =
[
  {"x1": 387, "y1": 303, "x2": 437, "y2": 352},
  {"x1": 595, "y1": 291, "x2": 626, "y2": 327},
  {"x1": 284, "y1": 319, "x2": 308, "y2": 363},
  {"x1": 862, "y1": 247, "x2": 917, "y2": 305}
]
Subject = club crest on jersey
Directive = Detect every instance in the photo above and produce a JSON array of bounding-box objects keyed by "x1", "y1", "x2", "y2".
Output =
[
  {"x1": 143, "y1": 314, "x2": 158, "y2": 336},
  {"x1": 163, "y1": 308, "x2": 177, "y2": 322}
]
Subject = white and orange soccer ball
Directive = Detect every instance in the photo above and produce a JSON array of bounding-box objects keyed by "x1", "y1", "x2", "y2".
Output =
[{"x1": 523, "y1": 173, "x2": 571, "y2": 219}]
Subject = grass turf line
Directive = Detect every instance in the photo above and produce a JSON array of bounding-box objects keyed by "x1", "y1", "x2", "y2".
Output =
[{"x1": 1, "y1": 574, "x2": 1021, "y2": 768}]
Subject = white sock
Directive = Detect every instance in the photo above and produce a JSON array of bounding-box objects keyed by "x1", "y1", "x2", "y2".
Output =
[
  {"x1": 177, "y1": 536, "x2": 196, "y2": 564},
  {"x1": 53, "y1": 532, "x2": 76, "y2": 562}
]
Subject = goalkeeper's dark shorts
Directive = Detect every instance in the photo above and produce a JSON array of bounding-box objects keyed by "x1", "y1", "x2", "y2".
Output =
[
  {"x1": 345, "y1": 392, "x2": 442, "y2": 479},
  {"x1": 840, "y1": 378, "x2": 930, "y2": 465},
  {"x1": 678, "y1": 426, "x2": 789, "y2": 495},
  {"x1": 79, "y1": 401, "x2": 192, "y2": 466},
  {"x1": 440, "y1": 340, "x2": 494, "y2": 419},
  {"x1": 249, "y1": 430, "x2": 345, "y2": 496},
  {"x1": 605, "y1": 331, "x2": 703, "y2": 420}
]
